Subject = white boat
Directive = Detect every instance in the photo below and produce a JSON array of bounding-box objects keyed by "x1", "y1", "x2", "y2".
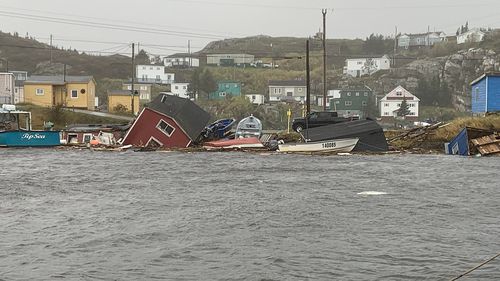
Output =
[{"x1": 278, "y1": 138, "x2": 359, "y2": 153}]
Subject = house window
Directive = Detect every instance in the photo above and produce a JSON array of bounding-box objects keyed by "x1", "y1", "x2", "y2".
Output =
[
  {"x1": 15, "y1": 88, "x2": 18, "y2": 93},
  {"x1": 384, "y1": 112, "x2": 390, "y2": 116},
  {"x1": 127, "y1": 85, "x2": 132, "y2": 90},
  {"x1": 156, "y1": 75, "x2": 161, "y2": 80},
  {"x1": 345, "y1": 101, "x2": 352, "y2": 106},
  {"x1": 475, "y1": 87, "x2": 480, "y2": 101},
  {"x1": 156, "y1": 120, "x2": 175, "y2": 137},
  {"x1": 347, "y1": 92, "x2": 351, "y2": 96},
  {"x1": 150, "y1": 67, "x2": 153, "y2": 70},
  {"x1": 142, "y1": 66, "x2": 146, "y2": 70},
  {"x1": 364, "y1": 92, "x2": 368, "y2": 96},
  {"x1": 298, "y1": 88, "x2": 302, "y2": 92},
  {"x1": 36, "y1": 88, "x2": 44, "y2": 95},
  {"x1": 286, "y1": 92, "x2": 293, "y2": 97},
  {"x1": 146, "y1": 137, "x2": 163, "y2": 148},
  {"x1": 355, "y1": 92, "x2": 360, "y2": 96},
  {"x1": 220, "y1": 92, "x2": 226, "y2": 96},
  {"x1": 157, "y1": 67, "x2": 161, "y2": 70},
  {"x1": 71, "y1": 90, "x2": 78, "y2": 98},
  {"x1": 384, "y1": 103, "x2": 389, "y2": 107},
  {"x1": 396, "y1": 91, "x2": 402, "y2": 96},
  {"x1": 183, "y1": 86, "x2": 187, "y2": 90},
  {"x1": 167, "y1": 75, "x2": 172, "y2": 80},
  {"x1": 141, "y1": 86, "x2": 147, "y2": 90},
  {"x1": 362, "y1": 101, "x2": 367, "y2": 106},
  {"x1": 175, "y1": 86, "x2": 179, "y2": 90},
  {"x1": 82, "y1": 133, "x2": 93, "y2": 143},
  {"x1": 226, "y1": 84, "x2": 230, "y2": 89}
]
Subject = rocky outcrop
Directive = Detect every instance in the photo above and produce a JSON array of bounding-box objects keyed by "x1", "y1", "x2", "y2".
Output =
[{"x1": 345, "y1": 48, "x2": 500, "y2": 111}]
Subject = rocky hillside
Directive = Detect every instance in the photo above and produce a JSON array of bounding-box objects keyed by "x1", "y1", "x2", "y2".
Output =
[{"x1": 0, "y1": 31, "x2": 131, "y2": 79}]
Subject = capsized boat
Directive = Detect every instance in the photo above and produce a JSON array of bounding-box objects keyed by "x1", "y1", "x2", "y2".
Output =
[
  {"x1": 201, "y1": 118, "x2": 236, "y2": 140},
  {"x1": 302, "y1": 119, "x2": 388, "y2": 152},
  {"x1": 235, "y1": 115, "x2": 262, "y2": 138},
  {"x1": 203, "y1": 137, "x2": 264, "y2": 150},
  {"x1": 0, "y1": 104, "x2": 61, "y2": 147},
  {"x1": 278, "y1": 138, "x2": 359, "y2": 153}
]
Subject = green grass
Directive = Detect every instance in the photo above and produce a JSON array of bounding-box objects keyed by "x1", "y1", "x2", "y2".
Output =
[{"x1": 16, "y1": 103, "x2": 125, "y2": 130}]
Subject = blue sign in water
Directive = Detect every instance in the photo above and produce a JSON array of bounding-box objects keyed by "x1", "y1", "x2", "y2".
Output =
[{"x1": 0, "y1": 131, "x2": 61, "y2": 147}]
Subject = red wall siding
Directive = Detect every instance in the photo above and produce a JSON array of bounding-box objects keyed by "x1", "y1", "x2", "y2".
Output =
[{"x1": 123, "y1": 108, "x2": 191, "y2": 147}]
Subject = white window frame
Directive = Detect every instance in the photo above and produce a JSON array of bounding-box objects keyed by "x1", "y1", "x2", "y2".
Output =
[
  {"x1": 345, "y1": 101, "x2": 352, "y2": 106},
  {"x1": 156, "y1": 119, "x2": 176, "y2": 137},
  {"x1": 82, "y1": 133, "x2": 93, "y2": 143},
  {"x1": 146, "y1": 136, "x2": 163, "y2": 147},
  {"x1": 36, "y1": 88, "x2": 44, "y2": 95},
  {"x1": 71, "y1": 89, "x2": 78, "y2": 99}
]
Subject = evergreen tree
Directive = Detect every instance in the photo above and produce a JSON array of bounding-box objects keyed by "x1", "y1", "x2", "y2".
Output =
[{"x1": 396, "y1": 99, "x2": 411, "y2": 117}]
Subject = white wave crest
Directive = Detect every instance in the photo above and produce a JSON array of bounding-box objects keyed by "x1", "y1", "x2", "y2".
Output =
[{"x1": 357, "y1": 191, "x2": 388, "y2": 196}]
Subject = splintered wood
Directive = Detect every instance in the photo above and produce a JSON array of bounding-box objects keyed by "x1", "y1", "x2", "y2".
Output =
[{"x1": 471, "y1": 134, "x2": 500, "y2": 156}]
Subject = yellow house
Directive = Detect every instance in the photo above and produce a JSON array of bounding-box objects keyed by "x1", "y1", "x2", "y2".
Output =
[
  {"x1": 108, "y1": 90, "x2": 140, "y2": 115},
  {"x1": 24, "y1": 76, "x2": 96, "y2": 110}
]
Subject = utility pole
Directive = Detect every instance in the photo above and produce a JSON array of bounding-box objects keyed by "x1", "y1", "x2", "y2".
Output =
[
  {"x1": 393, "y1": 26, "x2": 397, "y2": 67},
  {"x1": 188, "y1": 40, "x2": 191, "y2": 67},
  {"x1": 131, "y1": 43, "x2": 135, "y2": 115},
  {"x1": 306, "y1": 40, "x2": 311, "y2": 116},
  {"x1": 322, "y1": 9, "x2": 327, "y2": 111},
  {"x1": 305, "y1": 39, "x2": 311, "y2": 141},
  {"x1": 50, "y1": 34, "x2": 53, "y2": 64}
]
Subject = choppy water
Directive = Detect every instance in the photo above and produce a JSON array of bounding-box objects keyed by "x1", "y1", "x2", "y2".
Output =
[{"x1": 0, "y1": 149, "x2": 499, "y2": 280}]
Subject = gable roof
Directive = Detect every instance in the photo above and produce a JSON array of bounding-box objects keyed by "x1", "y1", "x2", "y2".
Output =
[
  {"x1": 380, "y1": 85, "x2": 420, "y2": 101},
  {"x1": 470, "y1": 72, "x2": 500, "y2": 86},
  {"x1": 268, "y1": 80, "x2": 307, "y2": 87},
  {"x1": 147, "y1": 94, "x2": 210, "y2": 141},
  {"x1": 25, "y1": 75, "x2": 94, "y2": 85}
]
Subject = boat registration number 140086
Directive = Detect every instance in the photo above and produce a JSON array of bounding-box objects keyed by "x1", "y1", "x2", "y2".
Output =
[{"x1": 322, "y1": 142, "x2": 336, "y2": 148}]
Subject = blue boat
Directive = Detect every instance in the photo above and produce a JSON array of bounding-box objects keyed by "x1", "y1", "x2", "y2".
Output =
[
  {"x1": 202, "y1": 118, "x2": 236, "y2": 140},
  {"x1": 0, "y1": 104, "x2": 61, "y2": 147}
]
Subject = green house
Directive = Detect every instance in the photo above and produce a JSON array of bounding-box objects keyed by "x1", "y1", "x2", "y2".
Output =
[
  {"x1": 330, "y1": 86, "x2": 373, "y2": 118},
  {"x1": 209, "y1": 81, "x2": 242, "y2": 100}
]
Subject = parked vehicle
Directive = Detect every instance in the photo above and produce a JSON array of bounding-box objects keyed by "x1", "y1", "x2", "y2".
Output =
[{"x1": 292, "y1": 111, "x2": 358, "y2": 132}]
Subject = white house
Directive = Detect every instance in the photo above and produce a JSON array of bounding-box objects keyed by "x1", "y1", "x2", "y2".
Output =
[
  {"x1": 398, "y1": 32, "x2": 447, "y2": 49},
  {"x1": 379, "y1": 86, "x2": 420, "y2": 121},
  {"x1": 171, "y1": 82, "x2": 190, "y2": 99},
  {"x1": 0, "y1": 72, "x2": 15, "y2": 104},
  {"x1": 245, "y1": 94, "x2": 265, "y2": 105},
  {"x1": 136, "y1": 65, "x2": 175, "y2": 84},
  {"x1": 457, "y1": 28, "x2": 486, "y2": 44},
  {"x1": 164, "y1": 56, "x2": 199, "y2": 68},
  {"x1": 268, "y1": 80, "x2": 307, "y2": 103},
  {"x1": 343, "y1": 55, "x2": 391, "y2": 78}
]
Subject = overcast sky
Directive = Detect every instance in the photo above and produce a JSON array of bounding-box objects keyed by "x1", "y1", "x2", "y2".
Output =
[{"x1": 0, "y1": 0, "x2": 499, "y2": 57}]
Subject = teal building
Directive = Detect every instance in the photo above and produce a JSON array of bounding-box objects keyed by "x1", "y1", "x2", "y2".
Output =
[{"x1": 209, "y1": 81, "x2": 242, "y2": 100}]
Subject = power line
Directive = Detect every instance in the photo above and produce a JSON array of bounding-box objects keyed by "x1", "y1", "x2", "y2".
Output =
[
  {"x1": 0, "y1": 4, "x2": 245, "y2": 38},
  {"x1": 0, "y1": 10, "x2": 230, "y2": 40}
]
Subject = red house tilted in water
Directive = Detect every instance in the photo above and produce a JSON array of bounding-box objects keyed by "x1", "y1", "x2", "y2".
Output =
[{"x1": 122, "y1": 94, "x2": 210, "y2": 147}]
